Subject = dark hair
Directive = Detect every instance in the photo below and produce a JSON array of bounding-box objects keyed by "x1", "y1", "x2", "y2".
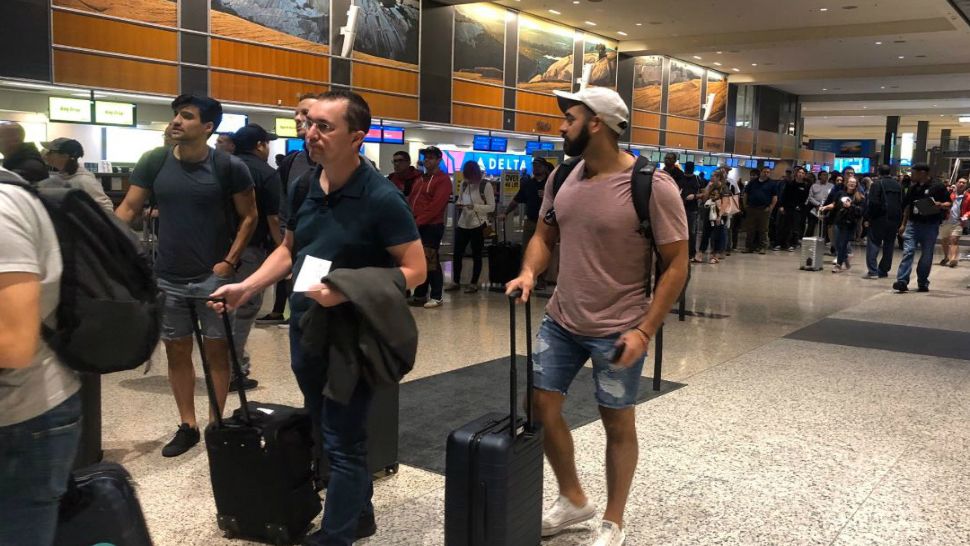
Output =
[
  {"x1": 63, "y1": 157, "x2": 79, "y2": 176},
  {"x1": 317, "y1": 90, "x2": 371, "y2": 134},
  {"x1": 664, "y1": 152, "x2": 679, "y2": 161},
  {"x1": 877, "y1": 164, "x2": 892, "y2": 176},
  {"x1": 171, "y1": 94, "x2": 223, "y2": 135},
  {"x1": 750, "y1": 168, "x2": 760, "y2": 175},
  {"x1": 297, "y1": 92, "x2": 318, "y2": 102},
  {"x1": 911, "y1": 163, "x2": 931, "y2": 173},
  {"x1": 462, "y1": 160, "x2": 482, "y2": 179},
  {"x1": 393, "y1": 150, "x2": 411, "y2": 162}
]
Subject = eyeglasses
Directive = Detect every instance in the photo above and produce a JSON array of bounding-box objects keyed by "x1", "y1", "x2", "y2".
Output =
[{"x1": 302, "y1": 118, "x2": 336, "y2": 134}]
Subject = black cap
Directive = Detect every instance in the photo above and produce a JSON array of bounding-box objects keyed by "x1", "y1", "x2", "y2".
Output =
[
  {"x1": 41, "y1": 138, "x2": 84, "y2": 159},
  {"x1": 232, "y1": 123, "x2": 278, "y2": 152}
]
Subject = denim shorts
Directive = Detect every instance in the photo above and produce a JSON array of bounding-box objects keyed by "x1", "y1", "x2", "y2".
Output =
[
  {"x1": 533, "y1": 315, "x2": 646, "y2": 409},
  {"x1": 157, "y1": 274, "x2": 232, "y2": 340}
]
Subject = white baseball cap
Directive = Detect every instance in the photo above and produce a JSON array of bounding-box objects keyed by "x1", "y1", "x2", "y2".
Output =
[{"x1": 553, "y1": 87, "x2": 630, "y2": 136}]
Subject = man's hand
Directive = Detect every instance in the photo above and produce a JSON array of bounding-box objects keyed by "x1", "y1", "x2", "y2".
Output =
[
  {"x1": 613, "y1": 329, "x2": 649, "y2": 368},
  {"x1": 212, "y1": 261, "x2": 235, "y2": 279},
  {"x1": 209, "y1": 282, "x2": 258, "y2": 314},
  {"x1": 505, "y1": 274, "x2": 535, "y2": 304},
  {"x1": 306, "y1": 283, "x2": 348, "y2": 308},
  {"x1": 898, "y1": 224, "x2": 906, "y2": 236}
]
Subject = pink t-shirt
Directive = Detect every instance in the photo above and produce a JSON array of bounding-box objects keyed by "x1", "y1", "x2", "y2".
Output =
[{"x1": 539, "y1": 160, "x2": 687, "y2": 337}]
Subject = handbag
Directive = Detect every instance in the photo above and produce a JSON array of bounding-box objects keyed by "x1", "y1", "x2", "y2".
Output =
[{"x1": 718, "y1": 194, "x2": 741, "y2": 217}]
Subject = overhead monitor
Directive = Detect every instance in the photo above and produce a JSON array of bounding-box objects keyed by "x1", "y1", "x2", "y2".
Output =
[
  {"x1": 94, "y1": 101, "x2": 136, "y2": 127},
  {"x1": 473, "y1": 134, "x2": 492, "y2": 151},
  {"x1": 49, "y1": 97, "x2": 92, "y2": 124},
  {"x1": 489, "y1": 137, "x2": 507, "y2": 153},
  {"x1": 286, "y1": 138, "x2": 305, "y2": 153},
  {"x1": 275, "y1": 117, "x2": 298, "y2": 138},
  {"x1": 382, "y1": 126, "x2": 405, "y2": 144},
  {"x1": 216, "y1": 113, "x2": 248, "y2": 134}
]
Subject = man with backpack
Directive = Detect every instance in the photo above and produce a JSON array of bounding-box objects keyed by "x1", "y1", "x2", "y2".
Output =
[
  {"x1": 115, "y1": 94, "x2": 258, "y2": 457},
  {"x1": 0, "y1": 168, "x2": 81, "y2": 546},
  {"x1": 863, "y1": 164, "x2": 903, "y2": 279},
  {"x1": 228, "y1": 123, "x2": 284, "y2": 391},
  {"x1": 506, "y1": 86, "x2": 689, "y2": 546}
]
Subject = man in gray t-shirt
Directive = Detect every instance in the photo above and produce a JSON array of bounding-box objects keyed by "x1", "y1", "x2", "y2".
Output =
[
  {"x1": 116, "y1": 94, "x2": 257, "y2": 458},
  {"x1": 0, "y1": 172, "x2": 82, "y2": 545}
]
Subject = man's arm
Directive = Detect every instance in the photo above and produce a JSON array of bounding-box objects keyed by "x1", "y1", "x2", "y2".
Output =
[
  {"x1": 637, "y1": 241, "x2": 688, "y2": 339},
  {"x1": 267, "y1": 215, "x2": 283, "y2": 247},
  {"x1": 506, "y1": 219, "x2": 559, "y2": 302},
  {"x1": 0, "y1": 272, "x2": 41, "y2": 368},
  {"x1": 223, "y1": 188, "x2": 258, "y2": 267},
  {"x1": 387, "y1": 239, "x2": 427, "y2": 290},
  {"x1": 210, "y1": 230, "x2": 295, "y2": 312},
  {"x1": 115, "y1": 185, "x2": 151, "y2": 225}
]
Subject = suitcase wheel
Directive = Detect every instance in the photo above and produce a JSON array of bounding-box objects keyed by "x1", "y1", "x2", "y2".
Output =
[
  {"x1": 385, "y1": 463, "x2": 399, "y2": 475},
  {"x1": 264, "y1": 524, "x2": 291, "y2": 545}
]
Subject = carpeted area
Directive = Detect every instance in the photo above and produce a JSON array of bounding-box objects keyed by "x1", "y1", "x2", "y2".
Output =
[
  {"x1": 785, "y1": 318, "x2": 970, "y2": 361},
  {"x1": 398, "y1": 356, "x2": 684, "y2": 474}
]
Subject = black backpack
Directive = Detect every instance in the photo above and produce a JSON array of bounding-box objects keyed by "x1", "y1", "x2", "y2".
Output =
[
  {"x1": 549, "y1": 155, "x2": 666, "y2": 290},
  {"x1": 0, "y1": 173, "x2": 160, "y2": 374}
]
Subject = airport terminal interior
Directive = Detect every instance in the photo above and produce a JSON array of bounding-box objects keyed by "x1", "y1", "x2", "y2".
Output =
[{"x1": 2, "y1": 0, "x2": 970, "y2": 544}]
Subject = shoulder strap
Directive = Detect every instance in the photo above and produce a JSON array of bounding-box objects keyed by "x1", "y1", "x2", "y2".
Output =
[
  {"x1": 631, "y1": 155, "x2": 655, "y2": 239},
  {"x1": 211, "y1": 149, "x2": 235, "y2": 199},
  {"x1": 478, "y1": 181, "x2": 487, "y2": 201},
  {"x1": 0, "y1": 172, "x2": 37, "y2": 194},
  {"x1": 290, "y1": 168, "x2": 314, "y2": 222},
  {"x1": 551, "y1": 157, "x2": 582, "y2": 199},
  {"x1": 142, "y1": 146, "x2": 170, "y2": 209}
]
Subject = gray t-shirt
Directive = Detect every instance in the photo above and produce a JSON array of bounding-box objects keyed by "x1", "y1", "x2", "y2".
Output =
[
  {"x1": 0, "y1": 180, "x2": 80, "y2": 427},
  {"x1": 38, "y1": 166, "x2": 115, "y2": 214},
  {"x1": 131, "y1": 148, "x2": 253, "y2": 283}
]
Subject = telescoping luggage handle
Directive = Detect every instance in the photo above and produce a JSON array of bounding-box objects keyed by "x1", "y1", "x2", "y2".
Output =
[
  {"x1": 184, "y1": 296, "x2": 253, "y2": 428},
  {"x1": 507, "y1": 290, "x2": 535, "y2": 438}
]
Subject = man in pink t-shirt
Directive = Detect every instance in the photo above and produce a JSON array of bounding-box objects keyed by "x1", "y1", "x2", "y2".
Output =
[{"x1": 507, "y1": 87, "x2": 689, "y2": 546}]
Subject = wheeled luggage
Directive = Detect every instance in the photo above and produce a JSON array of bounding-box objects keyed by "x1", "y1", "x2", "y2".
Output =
[
  {"x1": 186, "y1": 298, "x2": 321, "y2": 545},
  {"x1": 444, "y1": 291, "x2": 544, "y2": 546},
  {"x1": 54, "y1": 462, "x2": 152, "y2": 546},
  {"x1": 800, "y1": 213, "x2": 826, "y2": 271},
  {"x1": 487, "y1": 218, "x2": 523, "y2": 286}
]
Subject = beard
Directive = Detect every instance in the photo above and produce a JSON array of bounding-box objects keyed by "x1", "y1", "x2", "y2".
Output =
[{"x1": 563, "y1": 124, "x2": 591, "y2": 157}]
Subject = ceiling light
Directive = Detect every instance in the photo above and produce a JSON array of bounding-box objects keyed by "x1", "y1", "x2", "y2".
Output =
[
  {"x1": 960, "y1": 116, "x2": 970, "y2": 123},
  {"x1": 713, "y1": 62, "x2": 722, "y2": 66},
  {"x1": 898, "y1": 56, "x2": 905, "y2": 59},
  {"x1": 617, "y1": 31, "x2": 628, "y2": 36},
  {"x1": 548, "y1": 9, "x2": 561, "y2": 14},
  {"x1": 863, "y1": 106, "x2": 867, "y2": 109},
  {"x1": 573, "y1": 1, "x2": 580, "y2": 3},
  {"x1": 693, "y1": 56, "x2": 702, "y2": 60},
  {"x1": 880, "y1": 86, "x2": 885, "y2": 89},
  {"x1": 751, "y1": 63, "x2": 758, "y2": 66},
  {"x1": 822, "y1": 88, "x2": 828, "y2": 91},
  {"x1": 819, "y1": 7, "x2": 829, "y2": 11},
  {"x1": 875, "y1": 41, "x2": 882, "y2": 45},
  {"x1": 585, "y1": 21, "x2": 597, "y2": 26},
  {"x1": 716, "y1": 51, "x2": 723, "y2": 54},
  {"x1": 732, "y1": 68, "x2": 740, "y2": 72},
  {"x1": 635, "y1": 23, "x2": 642, "y2": 26}
]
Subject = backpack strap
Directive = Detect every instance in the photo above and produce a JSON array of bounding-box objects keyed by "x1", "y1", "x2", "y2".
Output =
[
  {"x1": 140, "y1": 146, "x2": 171, "y2": 210},
  {"x1": 289, "y1": 168, "x2": 316, "y2": 227},
  {"x1": 551, "y1": 156, "x2": 582, "y2": 199},
  {"x1": 211, "y1": 149, "x2": 241, "y2": 238},
  {"x1": 631, "y1": 155, "x2": 655, "y2": 240}
]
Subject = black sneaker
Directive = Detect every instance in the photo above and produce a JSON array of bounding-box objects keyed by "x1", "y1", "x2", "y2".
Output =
[
  {"x1": 917, "y1": 285, "x2": 929, "y2": 293},
  {"x1": 772, "y1": 246, "x2": 782, "y2": 251},
  {"x1": 161, "y1": 423, "x2": 200, "y2": 457},
  {"x1": 407, "y1": 298, "x2": 427, "y2": 307},
  {"x1": 356, "y1": 512, "x2": 377, "y2": 539},
  {"x1": 256, "y1": 313, "x2": 285, "y2": 325},
  {"x1": 229, "y1": 376, "x2": 258, "y2": 392},
  {"x1": 892, "y1": 281, "x2": 908, "y2": 293}
]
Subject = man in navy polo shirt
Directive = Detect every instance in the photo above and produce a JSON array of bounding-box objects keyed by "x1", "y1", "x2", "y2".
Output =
[
  {"x1": 742, "y1": 167, "x2": 778, "y2": 254},
  {"x1": 212, "y1": 90, "x2": 425, "y2": 545}
]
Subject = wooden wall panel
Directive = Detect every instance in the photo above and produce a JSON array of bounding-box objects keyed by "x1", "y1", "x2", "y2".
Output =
[
  {"x1": 53, "y1": 50, "x2": 177, "y2": 95},
  {"x1": 359, "y1": 92, "x2": 418, "y2": 121},
  {"x1": 666, "y1": 117, "x2": 700, "y2": 137},
  {"x1": 453, "y1": 81, "x2": 503, "y2": 108},
  {"x1": 517, "y1": 91, "x2": 560, "y2": 116},
  {"x1": 735, "y1": 128, "x2": 755, "y2": 156},
  {"x1": 632, "y1": 128, "x2": 660, "y2": 146},
  {"x1": 53, "y1": 11, "x2": 177, "y2": 61},
  {"x1": 704, "y1": 123, "x2": 726, "y2": 139},
  {"x1": 799, "y1": 149, "x2": 815, "y2": 162},
  {"x1": 54, "y1": 0, "x2": 177, "y2": 27},
  {"x1": 211, "y1": 39, "x2": 328, "y2": 82},
  {"x1": 632, "y1": 111, "x2": 661, "y2": 129},
  {"x1": 453, "y1": 105, "x2": 503, "y2": 130},
  {"x1": 515, "y1": 113, "x2": 560, "y2": 136},
  {"x1": 702, "y1": 138, "x2": 726, "y2": 153},
  {"x1": 353, "y1": 64, "x2": 418, "y2": 96},
  {"x1": 757, "y1": 130, "x2": 780, "y2": 156},
  {"x1": 212, "y1": 71, "x2": 327, "y2": 107},
  {"x1": 666, "y1": 132, "x2": 697, "y2": 149}
]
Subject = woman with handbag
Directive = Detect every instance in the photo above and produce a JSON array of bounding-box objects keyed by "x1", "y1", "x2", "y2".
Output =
[
  {"x1": 446, "y1": 161, "x2": 495, "y2": 293},
  {"x1": 696, "y1": 170, "x2": 735, "y2": 264}
]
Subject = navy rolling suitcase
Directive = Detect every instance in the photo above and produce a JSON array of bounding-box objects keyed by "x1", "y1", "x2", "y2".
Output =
[
  {"x1": 54, "y1": 462, "x2": 152, "y2": 546},
  {"x1": 445, "y1": 291, "x2": 544, "y2": 546},
  {"x1": 187, "y1": 298, "x2": 321, "y2": 545}
]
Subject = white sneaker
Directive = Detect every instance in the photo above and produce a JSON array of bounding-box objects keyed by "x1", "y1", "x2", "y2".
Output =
[
  {"x1": 591, "y1": 520, "x2": 625, "y2": 546},
  {"x1": 423, "y1": 299, "x2": 442, "y2": 309},
  {"x1": 542, "y1": 495, "x2": 596, "y2": 537}
]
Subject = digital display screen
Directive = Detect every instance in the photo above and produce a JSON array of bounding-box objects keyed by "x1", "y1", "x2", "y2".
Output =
[
  {"x1": 275, "y1": 118, "x2": 298, "y2": 138},
  {"x1": 364, "y1": 124, "x2": 383, "y2": 143},
  {"x1": 526, "y1": 141, "x2": 555, "y2": 154},
  {"x1": 382, "y1": 126, "x2": 405, "y2": 144},
  {"x1": 286, "y1": 139, "x2": 305, "y2": 153},
  {"x1": 473, "y1": 135, "x2": 492, "y2": 151},
  {"x1": 833, "y1": 157, "x2": 871, "y2": 173},
  {"x1": 489, "y1": 137, "x2": 507, "y2": 153},
  {"x1": 49, "y1": 97, "x2": 92, "y2": 123},
  {"x1": 216, "y1": 113, "x2": 248, "y2": 134},
  {"x1": 94, "y1": 101, "x2": 136, "y2": 127}
]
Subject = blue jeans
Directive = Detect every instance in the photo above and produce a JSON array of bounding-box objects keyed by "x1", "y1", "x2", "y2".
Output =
[
  {"x1": 290, "y1": 319, "x2": 374, "y2": 546},
  {"x1": 0, "y1": 393, "x2": 82, "y2": 546},
  {"x1": 835, "y1": 225, "x2": 854, "y2": 266},
  {"x1": 896, "y1": 223, "x2": 940, "y2": 288},
  {"x1": 866, "y1": 219, "x2": 896, "y2": 276},
  {"x1": 533, "y1": 316, "x2": 646, "y2": 409},
  {"x1": 157, "y1": 273, "x2": 234, "y2": 340}
]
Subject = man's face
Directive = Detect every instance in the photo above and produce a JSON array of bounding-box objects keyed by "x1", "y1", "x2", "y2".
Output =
[
  {"x1": 957, "y1": 180, "x2": 967, "y2": 194},
  {"x1": 819, "y1": 172, "x2": 829, "y2": 184},
  {"x1": 911, "y1": 170, "x2": 929, "y2": 184},
  {"x1": 304, "y1": 99, "x2": 364, "y2": 165},
  {"x1": 0, "y1": 126, "x2": 21, "y2": 157},
  {"x1": 254, "y1": 141, "x2": 270, "y2": 162},
  {"x1": 560, "y1": 105, "x2": 593, "y2": 157},
  {"x1": 423, "y1": 153, "x2": 441, "y2": 173},
  {"x1": 663, "y1": 154, "x2": 677, "y2": 169},
  {"x1": 795, "y1": 169, "x2": 806, "y2": 183},
  {"x1": 392, "y1": 154, "x2": 410, "y2": 174},
  {"x1": 760, "y1": 168, "x2": 771, "y2": 180},
  {"x1": 845, "y1": 168, "x2": 855, "y2": 179},
  {"x1": 749, "y1": 171, "x2": 759, "y2": 181},
  {"x1": 215, "y1": 134, "x2": 235, "y2": 154},
  {"x1": 295, "y1": 98, "x2": 317, "y2": 139},
  {"x1": 169, "y1": 105, "x2": 211, "y2": 143}
]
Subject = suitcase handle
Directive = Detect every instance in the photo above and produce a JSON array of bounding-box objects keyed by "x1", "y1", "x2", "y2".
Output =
[
  {"x1": 185, "y1": 296, "x2": 252, "y2": 427},
  {"x1": 507, "y1": 290, "x2": 534, "y2": 436}
]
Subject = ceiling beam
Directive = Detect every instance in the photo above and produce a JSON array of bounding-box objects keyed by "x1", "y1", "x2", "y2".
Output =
[
  {"x1": 618, "y1": 18, "x2": 955, "y2": 56},
  {"x1": 728, "y1": 63, "x2": 970, "y2": 85},
  {"x1": 801, "y1": 90, "x2": 970, "y2": 102}
]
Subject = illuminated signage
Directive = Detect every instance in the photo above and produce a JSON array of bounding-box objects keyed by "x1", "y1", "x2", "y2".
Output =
[
  {"x1": 434, "y1": 149, "x2": 534, "y2": 177},
  {"x1": 49, "y1": 97, "x2": 92, "y2": 123},
  {"x1": 94, "y1": 101, "x2": 135, "y2": 126},
  {"x1": 275, "y1": 117, "x2": 298, "y2": 138}
]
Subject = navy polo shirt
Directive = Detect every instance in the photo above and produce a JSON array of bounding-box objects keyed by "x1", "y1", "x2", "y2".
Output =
[
  {"x1": 288, "y1": 161, "x2": 419, "y2": 321},
  {"x1": 745, "y1": 179, "x2": 778, "y2": 208}
]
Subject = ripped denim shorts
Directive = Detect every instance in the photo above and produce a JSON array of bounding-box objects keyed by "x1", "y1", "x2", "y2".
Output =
[{"x1": 532, "y1": 315, "x2": 646, "y2": 409}]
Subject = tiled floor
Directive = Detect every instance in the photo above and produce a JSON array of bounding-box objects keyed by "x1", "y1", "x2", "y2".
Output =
[{"x1": 98, "y1": 249, "x2": 970, "y2": 545}]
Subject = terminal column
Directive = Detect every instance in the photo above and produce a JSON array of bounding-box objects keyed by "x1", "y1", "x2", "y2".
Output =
[
  {"x1": 914, "y1": 120, "x2": 929, "y2": 164},
  {"x1": 882, "y1": 116, "x2": 900, "y2": 167}
]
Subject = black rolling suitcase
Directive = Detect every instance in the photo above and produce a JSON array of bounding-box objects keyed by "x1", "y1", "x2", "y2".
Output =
[
  {"x1": 445, "y1": 291, "x2": 543, "y2": 546},
  {"x1": 186, "y1": 298, "x2": 321, "y2": 545},
  {"x1": 54, "y1": 462, "x2": 152, "y2": 546},
  {"x1": 487, "y1": 218, "x2": 523, "y2": 286}
]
